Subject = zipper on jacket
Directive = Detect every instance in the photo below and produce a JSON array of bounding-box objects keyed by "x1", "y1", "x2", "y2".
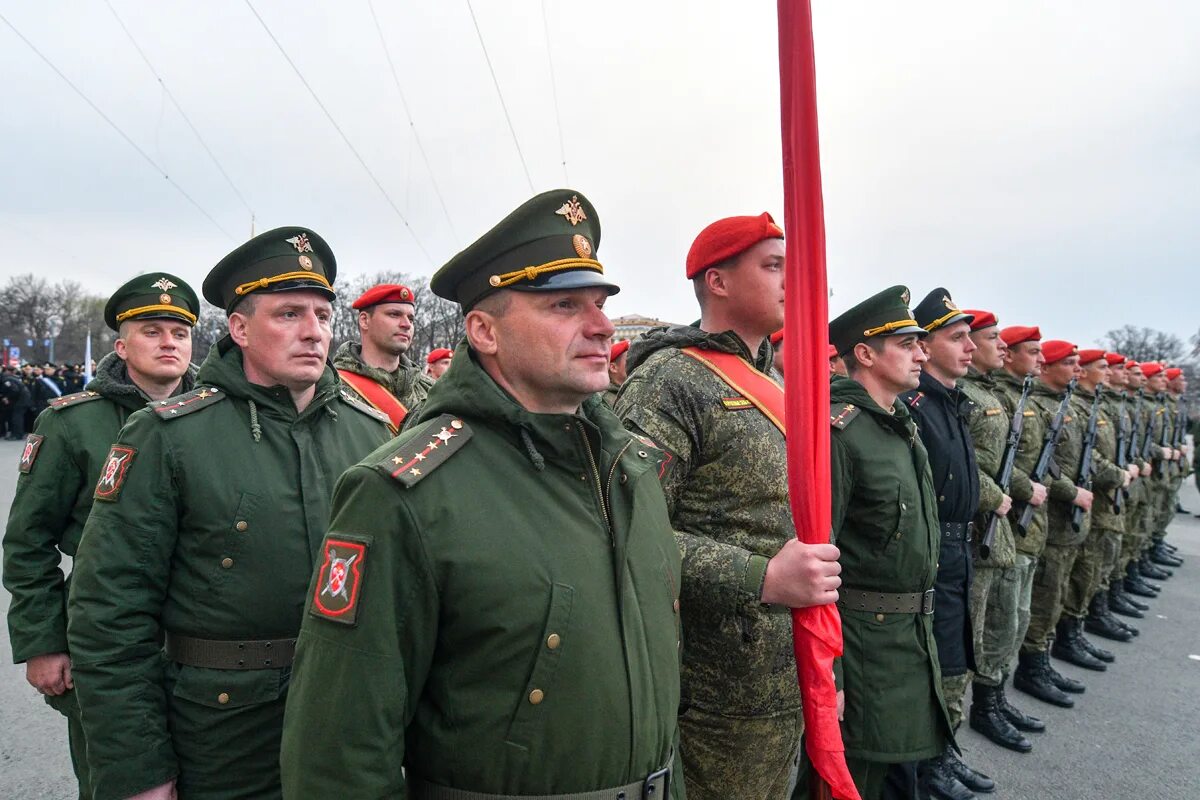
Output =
[{"x1": 576, "y1": 423, "x2": 614, "y2": 543}]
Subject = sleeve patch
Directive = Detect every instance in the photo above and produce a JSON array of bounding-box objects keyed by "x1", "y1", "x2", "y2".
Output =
[
  {"x1": 17, "y1": 433, "x2": 44, "y2": 474},
  {"x1": 93, "y1": 445, "x2": 137, "y2": 502},
  {"x1": 831, "y1": 403, "x2": 861, "y2": 429},
  {"x1": 630, "y1": 433, "x2": 673, "y2": 480},
  {"x1": 310, "y1": 535, "x2": 369, "y2": 625}
]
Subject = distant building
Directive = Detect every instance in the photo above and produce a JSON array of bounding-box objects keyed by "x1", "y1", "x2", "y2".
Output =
[{"x1": 611, "y1": 314, "x2": 675, "y2": 343}]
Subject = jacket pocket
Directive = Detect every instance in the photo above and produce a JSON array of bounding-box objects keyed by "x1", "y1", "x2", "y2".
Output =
[
  {"x1": 168, "y1": 663, "x2": 285, "y2": 710},
  {"x1": 504, "y1": 582, "x2": 575, "y2": 750}
]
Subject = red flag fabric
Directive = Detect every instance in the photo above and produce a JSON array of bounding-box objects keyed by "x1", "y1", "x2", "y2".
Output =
[{"x1": 777, "y1": 3, "x2": 861, "y2": 799}]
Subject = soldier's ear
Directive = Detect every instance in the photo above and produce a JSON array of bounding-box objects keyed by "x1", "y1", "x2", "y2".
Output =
[
  {"x1": 464, "y1": 309, "x2": 499, "y2": 356},
  {"x1": 228, "y1": 311, "x2": 251, "y2": 348}
]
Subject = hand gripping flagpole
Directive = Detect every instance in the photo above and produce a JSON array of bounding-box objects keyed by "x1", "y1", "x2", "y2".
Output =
[{"x1": 778, "y1": 2, "x2": 861, "y2": 799}]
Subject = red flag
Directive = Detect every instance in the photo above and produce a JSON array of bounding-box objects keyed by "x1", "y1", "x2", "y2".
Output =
[{"x1": 778, "y1": 3, "x2": 861, "y2": 799}]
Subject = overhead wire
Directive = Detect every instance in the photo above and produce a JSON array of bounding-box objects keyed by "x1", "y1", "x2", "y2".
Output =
[
  {"x1": 541, "y1": 0, "x2": 569, "y2": 185},
  {"x1": 0, "y1": 11, "x2": 236, "y2": 240},
  {"x1": 367, "y1": 0, "x2": 459, "y2": 242},
  {"x1": 466, "y1": 0, "x2": 536, "y2": 194},
  {"x1": 103, "y1": 0, "x2": 256, "y2": 221},
  {"x1": 243, "y1": 0, "x2": 435, "y2": 266}
]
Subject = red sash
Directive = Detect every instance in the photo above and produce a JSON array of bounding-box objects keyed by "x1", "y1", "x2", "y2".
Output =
[
  {"x1": 680, "y1": 347, "x2": 786, "y2": 436},
  {"x1": 337, "y1": 369, "x2": 407, "y2": 433}
]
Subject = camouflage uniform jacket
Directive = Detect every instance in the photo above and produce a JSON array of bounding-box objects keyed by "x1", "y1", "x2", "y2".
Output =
[
  {"x1": 615, "y1": 324, "x2": 798, "y2": 718},
  {"x1": 3, "y1": 352, "x2": 196, "y2": 663},
  {"x1": 1026, "y1": 381, "x2": 1090, "y2": 547},
  {"x1": 960, "y1": 368, "x2": 1017, "y2": 568},
  {"x1": 333, "y1": 341, "x2": 434, "y2": 413},
  {"x1": 992, "y1": 370, "x2": 1049, "y2": 557},
  {"x1": 602, "y1": 380, "x2": 621, "y2": 408},
  {"x1": 1095, "y1": 391, "x2": 1134, "y2": 531}
]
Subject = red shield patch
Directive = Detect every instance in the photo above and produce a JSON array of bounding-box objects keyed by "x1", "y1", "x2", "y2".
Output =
[
  {"x1": 93, "y1": 445, "x2": 137, "y2": 502},
  {"x1": 17, "y1": 434, "x2": 44, "y2": 474},
  {"x1": 311, "y1": 536, "x2": 368, "y2": 625}
]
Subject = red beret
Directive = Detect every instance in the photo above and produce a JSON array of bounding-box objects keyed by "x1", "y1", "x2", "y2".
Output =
[
  {"x1": 1041, "y1": 340, "x2": 1078, "y2": 364},
  {"x1": 1140, "y1": 362, "x2": 1163, "y2": 378},
  {"x1": 963, "y1": 309, "x2": 997, "y2": 331},
  {"x1": 1124, "y1": 359, "x2": 1140, "y2": 370},
  {"x1": 1104, "y1": 353, "x2": 1126, "y2": 366},
  {"x1": 685, "y1": 212, "x2": 784, "y2": 279},
  {"x1": 999, "y1": 325, "x2": 1041, "y2": 347},
  {"x1": 425, "y1": 347, "x2": 453, "y2": 364},
  {"x1": 1077, "y1": 349, "x2": 1106, "y2": 365},
  {"x1": 610, "y1": 339, "x2": 631, "y2": 360},
  {"x1": 769, "y1": 329, "x2": 784, "y2": 346},
  {"x1": 352, "y1": 283, "x2": 416, "y2": 310},
  {"x1": 1165, "y1": 367, "x2": 1183, "y2": 380},
  {"x1": 828, "y1": 343, "x2": 838, "y2": 359}
]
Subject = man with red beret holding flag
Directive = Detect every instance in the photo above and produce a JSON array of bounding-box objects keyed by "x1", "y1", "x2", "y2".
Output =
[
  {"x1": 616, "y1": 211, "x2": 842, "y2": 800},
  {"x1": 334, "y1": 283, "x2": 434, "y2": 432}
]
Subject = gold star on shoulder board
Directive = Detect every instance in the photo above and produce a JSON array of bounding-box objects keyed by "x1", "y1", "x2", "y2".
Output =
[
  {"x1": 414, "y1": 452, "x2": 427, "y2": 461},
  {"x1": 392, "y1": 456, "x2": 403, "y2": 465},
  {"x1": 427, "y1": 441, "x2": 439, "y2": 450},
  {"x1": 410, "y1": 468, "x2": 421, "y2": 476}
]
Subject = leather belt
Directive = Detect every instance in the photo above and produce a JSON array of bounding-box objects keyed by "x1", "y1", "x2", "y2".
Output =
[
  {"x1": 410, "y1": 757, "x2": 671, "y2": 800},
  {"x1": 838, "y1": 587, "x2": 935, "y2": 615},
  {"x1": 941, "y1": 521, "x2": 974, "y2": 542},
  {"x1": 164, "y1": 632, "x2": 296, "y2": 670}
]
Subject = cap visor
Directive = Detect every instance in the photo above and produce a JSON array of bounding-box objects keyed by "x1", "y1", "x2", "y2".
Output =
[
  {"x1": 886, "y1": 324, "x2": 929, "y2": 338},
  {"x1": 508, "y1": 269, "x2": 620, "y2": 296}
]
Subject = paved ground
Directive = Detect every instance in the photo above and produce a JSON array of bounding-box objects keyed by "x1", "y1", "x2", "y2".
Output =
[{"x1": 0, "y1": 434, "x2": 1197, "y2": 798}]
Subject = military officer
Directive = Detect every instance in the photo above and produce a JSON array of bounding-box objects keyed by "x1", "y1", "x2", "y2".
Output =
[
  {"x1": 67, "y1": 228, "x2": 392, "y2": 800},
  {"x1": 333, "y1": 283, "x2": 434, "y2": 432},
  {"x1": 1056, "y1": 351, "x2": 1133, "y2": 666},
  {"x1": 3, "y1": 274, "x2": 200, "y2": 799},
  {"x1": 604, "y1": 338, "x2": 630, "y2": 406},
  {"x1": 615, "y1": 212, "x2": 840, "y2": 800},
  {"x1": 959, "y1": 311, "x2": 1044, "y2": 757},
  {"x1": 817, "y1": 286, "x2": 951, "y2": 800},
  {"x1": 280, "y1": 191, "x2": 684, "y2": 799},
  {"x1": 424, "y1": 347, "x2": 454, "y2": 380}
]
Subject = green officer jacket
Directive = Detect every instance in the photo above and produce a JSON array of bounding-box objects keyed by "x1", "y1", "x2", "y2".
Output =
[
  {"x1": 614, "y1": 324, "x2": 799, "y2": 719},
  {"x1": 280, "y1": 348, "x2": 682, "y2": 799},
  {"x1": 829, "y1": 376, "x2": 951, "y2": 763},
  {"x1": 960, "y1": 368, "x2": 1017, "y2": 568},
  {"x1": 3, "y1": 353, "x2": 195, "y2": 663},
  {"x1": 66, "y1": 338, "x2": 391, "y2": 800}
]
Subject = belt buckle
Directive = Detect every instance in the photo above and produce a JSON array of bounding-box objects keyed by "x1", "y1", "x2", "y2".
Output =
[
  {"x1": 641, "y1": 766, "x2": 670, "y2": 799},
  {"x1": 921, "y1": 588, "x2": 935, "y2": 615}
]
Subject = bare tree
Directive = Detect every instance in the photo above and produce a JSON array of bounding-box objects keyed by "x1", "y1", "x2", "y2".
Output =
[
  {"x1": 1098, "y1": 325, "x2": 1187, "y2": 364},
  {"x1": 331, "y1": 272, "x2": 463, "y2": 359}
]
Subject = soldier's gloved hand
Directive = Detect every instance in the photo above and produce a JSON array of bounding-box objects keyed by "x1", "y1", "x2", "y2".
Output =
[
  {"x1": 25, "y1": 652, "x2": 72, "y2": 696},
  {"x1": 1072, "y1": 487, "x2": 1094, "y2": 511},
  {"x1": 125, "y1": 780, "x2": 177, "y2": 800},
  {"x1": 761, "y1": 540, "x2": 841, "y2": 608},
  {"x1": 1028, "y1": 482, "x2": 1049, "y2": 507},
  {"x1": 996, "y1": 494, "x2": 1013, "y2": 516}
]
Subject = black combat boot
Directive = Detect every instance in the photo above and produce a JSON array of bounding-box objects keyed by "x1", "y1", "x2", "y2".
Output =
[
  {"x1": 1085, "y1": 595, "x2": 1134, "y2": 643},
  {"x1": 1077, "y1": 627, "x2": 1115, "y2": 663},
  {"x1": 1139, "y1": 555, "x2": 1171, "y2": 581},
  {"x1": 969, "y1": 683, "x2": 1032, "y2": 753},
  {"x1": 1125, "y1": 563, "x2": 1159, "y2": 597},
  {"x1": 918, "y1": 754, "x2": 976, "y2": 800},
  {"x1": 997, "y1": 681, "x2": 1045, "y2": 732},
  {"x1": 1108, "y1": 584, "x2": 1145, "y2": 618},
  {"x1": 1151, "y1": 541, "x2": 1184, "y2": 567},
  {"x1": 1044, "y1": 655, "x2": 1086, "y2": 694},
  {"x1": 1013, "y1": 650, "x2": 1075, "y2": 707},
  {"x1": 1050, "y1": 618, "x2": 1107, "y2": 671},
  {"x1": 943, "y1": 744, "x2": 996, "y2": 793},
  {"x1": 1176, "y1": 501, "x2": 1189, "y2": 514}
]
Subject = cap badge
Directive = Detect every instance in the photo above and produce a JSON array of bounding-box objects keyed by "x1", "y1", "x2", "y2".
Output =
[
  {"x1": 159, "y1": 294, "x2": 172, "y2": 304},
  {"x1": 286, "y1": 233, "x2": 314, "y2": 253},
  {"x1": 151, "y1": 277, "x2": 177, "y2": 292},
  {"x1": 555, "y1": 196, "x2": 587, "y2": 226},
  {"x1": 943, "y1": 295, "x2": 960, "y2": 312},
  {"x1": 901, "y1": 288, "x2": 911, "y2": 304},
  {"x1": 298, "y1": 255, "x2": 314, "y2": 270},
  {"x1": 572, "y1": 234, "x2": 592, "y2": 258}
]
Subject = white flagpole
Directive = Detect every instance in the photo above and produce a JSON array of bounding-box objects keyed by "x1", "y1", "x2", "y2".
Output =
[{"x1": 83, "y1": 330, "x2": 93, "y2": 384}]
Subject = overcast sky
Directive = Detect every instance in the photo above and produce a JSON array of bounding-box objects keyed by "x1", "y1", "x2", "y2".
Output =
[{"x1": 2, "y1": 1, "x2": 1197, "y2": 347}]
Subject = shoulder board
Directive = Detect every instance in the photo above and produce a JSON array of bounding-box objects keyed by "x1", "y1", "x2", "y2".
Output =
[
  {"x1": 374, "y1": 414, "x2": 472, "y2": 488},
  {"x1": 338, "y1": 389, "x2": 392, "y2": 427},
  {"x1": 907, "y1": 392, "x2": 925, "y2": 408},
  {"x1": 48, "y1": 390, "x2": 103, "y2": 411},
  {"x1": 830, "y1": 403, "x2": 862, "y2": 429},
  {"x1": 151, "y1": 385, "x2": 226, "y2": 420}
]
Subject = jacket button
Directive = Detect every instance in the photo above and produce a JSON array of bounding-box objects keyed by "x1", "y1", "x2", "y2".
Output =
[
  {"x1": 620, "y1": 473, "x2": 628, "y2": 484},
  {"x1": 217, "y1": 692, "x2": 230, "y2": 705},
  {"x1": 895, "y1": 532, "x2": 902, "y2": 540},
  {"x1": 673, "y1": 599, "x2": 681, "y2": 613},
  {"x1": 939, "y1": 495, "x2": 946, "y2": 502},
  {"x1": 529, "y1": 689, "x2": 545, "y2": 705},
  {"x1": 221, "y1": 557, "x2": 234, "y2": 569},
  {"x1": 235, "y1": 521, "x2": 248, "y2": 532},
  {"x1": 546, "y1": 633, "x2": 561, "y2": 650},
  {"x1": 875, "y1": 613, "x2": 886, "y2": 622},
  {"x1": 900, "y1": 503, "x2": 907, "y2": 511}
]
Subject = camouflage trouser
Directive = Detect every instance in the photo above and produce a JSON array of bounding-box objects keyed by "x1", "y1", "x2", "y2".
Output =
[
  {"x1": 679, "y1": 706, "x2": 804, "y2": 800},
  {"x1": 1063, "y1": 525, "x2": 1108, "y2": 618},
  {"x1": 1150, "y1": 476, "x2": 1176, "y2": 542},
  {"x1": 1022, "y1": 542, "x2": 1078, "y2": 652},
  {"x1": 972, "y1": 556, "x2": 1035, "y2": 687},
  {"x1": 941, "y1": 671, "x2": 972, "y2": 732},
  {"x1": 45, "y1": 689, "x2": 93, "y2": 800},
  {"x1": 1096, "y1": 526, "x2": 1122, "y2": 593}
]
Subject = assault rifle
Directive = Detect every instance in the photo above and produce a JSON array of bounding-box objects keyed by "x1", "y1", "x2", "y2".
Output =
[
  {"x1": 1015, "y1": 378, "x2": 1076, "y2": 535},
  {"x1": 981, "y1": 375, "x2": 1032, "y2": 558},
  {"x1": 1173, "y1": 398, "x2": 1188, "y2": 450},
  {"x1": 1113, "y1": 391, "x2": 1130, "y2": 513},
  {"x1": 1070, "y1": 386, "x2": 1104, "y2": 533},
  {"x1": 1140, "y1": 392, "x2": 1159, "y2": 461}
]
